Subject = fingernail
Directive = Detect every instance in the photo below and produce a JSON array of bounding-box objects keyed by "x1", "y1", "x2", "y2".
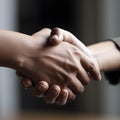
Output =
[
  {"x1": 37, "y1": 85, "x2": 46, "y2": 92},
  {"x1": 22, "y1": 81, "x2": 31, "y2": 88}
]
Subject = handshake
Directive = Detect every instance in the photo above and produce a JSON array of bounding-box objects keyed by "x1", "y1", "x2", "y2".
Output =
[
  {"x1": 17, "y1": 28, "x2": 101, "y2": 105},
  {"x1": 0, "y1": 27, "x2": 102, "y2": 105}
]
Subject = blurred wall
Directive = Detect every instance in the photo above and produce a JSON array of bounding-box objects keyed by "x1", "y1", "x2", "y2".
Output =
[
  {"x1": 75, "y1": 0, "x2": 101, "y2": 113},
  {"x1": 97, "y1": 0, "x2": 120, "y2": 115},
  {"x1": 0, "y1": 0, "x2": 19, "y2": 119},
  {"x1": 76, "y1": 0, "x2": 120, "y2": 115}
]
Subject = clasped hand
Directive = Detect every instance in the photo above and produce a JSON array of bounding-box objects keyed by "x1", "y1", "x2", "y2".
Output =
[{"x1": 17, "y1": 28, "x2": 101, "y2": 105}]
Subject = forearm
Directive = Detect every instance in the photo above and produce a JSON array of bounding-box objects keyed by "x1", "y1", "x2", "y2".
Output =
[
  {"x1": 88, "y1": 41, "x2": 120, "y2": 72},
  {"x1": 0, "y1": 30, "x2": 33, "y2": 69}
]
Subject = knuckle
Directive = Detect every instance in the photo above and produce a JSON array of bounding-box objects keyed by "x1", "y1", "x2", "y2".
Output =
[
  {"x1": 53, "y1": 27, "x2": 60, "y2": 31},
  {"x1": 42, "y1": 28, "x2": 51, "y2": 32},
  {"x1": 74, "y1": 64, "x2": 80, "y2": 71},
  {"x1": 88, "y1": 60, "x2": 101, "y2": 80},
  {"x1": 69, "y1": 63, "x2": 80, "y2": 73},
  {"x1": 64, "y1": 74, "x2": 72, "y2": 82}
]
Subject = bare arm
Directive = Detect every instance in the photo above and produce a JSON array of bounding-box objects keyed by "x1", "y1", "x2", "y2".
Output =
[
  {"x1": 0, "y1": 30, "x2": 33, "y2": 69},
  {"x1": 88, "y1": 41, "x2": 120, "y2": 72},
  {"x1": 0, "y1": 29, "x2": 89, "y2": 105}
]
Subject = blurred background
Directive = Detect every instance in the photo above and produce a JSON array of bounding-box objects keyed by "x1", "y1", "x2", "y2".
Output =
[{"x1": 0, "y1": 0, "x2": 120, "y2": 119}]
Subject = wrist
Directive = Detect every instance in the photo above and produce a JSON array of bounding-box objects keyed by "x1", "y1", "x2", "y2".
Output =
[
  {"x1": 17, "y1": 35, "x2": 49, "y2": 74},
  {"x1": 88, "y1": 41, "x2": 120, "y2": 72},
  {"x1": 17, "y1": 28, "x2": 51, "y2": 76},
  {"x1": 16, "y1": 37, "x2": 38, "y2": 71},
  {"x1": 0, "y1": 31, "x2": 35, "y2": 70},
  {"x1": 87, "y1": 44, "x2": 103, "y2": 72}
]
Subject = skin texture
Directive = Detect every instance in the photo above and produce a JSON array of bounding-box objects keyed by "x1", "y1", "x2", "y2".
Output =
[
  {"x1": 24, "y1": 28, "x2": 120, "y2": 105},
  {"x1": 20, "y1": 28, "x2": 102, "y2": 105},
  {"x1": 46, "y1": 29, "x2": 120, "y2": 105},
  {"x1": 0, "y1": 28, "x2": 101, "y2": 105},
  {"x1": 88, "y1": 41, "x2": 120, "y2": 72}
]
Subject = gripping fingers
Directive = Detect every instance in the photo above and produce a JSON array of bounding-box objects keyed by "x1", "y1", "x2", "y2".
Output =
[
  {"x1": 76, "y1": 64, "x2": 91, "y2": 85},
  {"x1": 81, "y1": 55, "x2": 101, "y2": 81},
  {"x1": 35, "y1": 81, "x2": 49, "y2": 92},
  {"x1": 56, "y1": 88, "x2": 69, "y2": 106},
  {"x1": 44, "y1": 85, "x2": 61, "y2": 104},
  {"x1": 67, "y1": 88, "x2": 76, "y2": 102},
  {"x1": 54, "y1": 87, "x2": 76, "y2": 105},
  {"x1": 16, "y1": 71, "x2": 33, "y2": 89},
  {"x1": 32, "y1": 81, "x2": 49, "y2": 97},
  {"x1": 49, "y1": 27, "x2": 92, "y2": 57},
  {"x1": 67, "y1": 75, "x2": 85, "y2": 95},
  {"x1": 21, "y1": 79, "x2": 33, "y2": 89}
]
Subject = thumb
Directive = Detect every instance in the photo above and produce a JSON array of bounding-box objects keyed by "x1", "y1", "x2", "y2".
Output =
[{"x1": 49, "y1": 27, "x2": 63, "y2": 45}]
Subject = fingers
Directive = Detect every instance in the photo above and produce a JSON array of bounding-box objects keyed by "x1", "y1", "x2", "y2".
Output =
[
  {"x1": 55, "y1": 88, "x2": 76, "y2": 105},
  {"x1": 49, "y1": 27, "x2": 91, "y2": 57},
  {"x1": 21, "y1": 79, "x2": 33, "y2": 88},
  {"x1": 35, "y1": 81, "x2": 49, "y2": 92},
  {"x1": 80, "y1": 53, "x2": 101, "y2": 81},
  {"x1": 49, "y1": 27, "x2": 73, "y2": 45},
  {"x1": 33, "y1": 83, "x2": 67, "y2": 105},
  {"x1": 16, "y1": 71, "x2": 33, "y2": 88},
  {"x1": 55, "y1": 88, "x2": 69, "y2": 105},
  {"x1": 21, "y1": 79, "x2": 50, "y2": 98},
  {"x1": 16, "y1": 71, "x2": 24, "y2": 77},
  {"x1": 44, "y1": 85, "x2": 61, "y2": 104},
  {"x1": 67, "y1": 75, "x2": 85, "y2": 95},
  {"x1": 76, "y1": 64, "x2": 91, "y2": 85},
  {"x1": 44, "y1": 86, "x2": 75, "y2": 105},
  {"x1": 17, "y1": 70, "x2": 78, "y2": 105},
  {"x1": 32, "y1": 81, "x2": 49, "y2": 97},
  {"x1": 67, "y1": 88, "x2": 76, "y2": 102},
  {"x1": 20, "y1": 78, "x2": 78, "y2": 105}
]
